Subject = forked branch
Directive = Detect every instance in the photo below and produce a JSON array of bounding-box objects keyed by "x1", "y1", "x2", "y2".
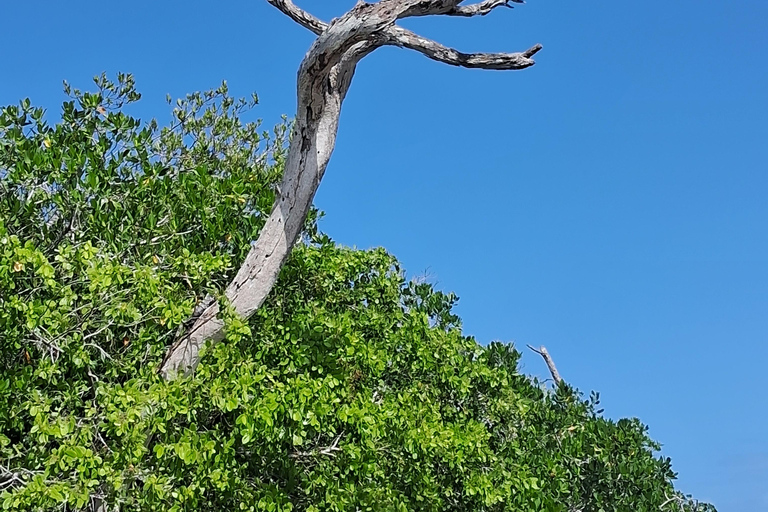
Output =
[{"x1": 160, "y1": 0, "x2": 543, "y2": 379}]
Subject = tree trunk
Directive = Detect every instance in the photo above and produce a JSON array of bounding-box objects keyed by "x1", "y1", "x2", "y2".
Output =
[
  {"x1": 160, "y1": 0, "x2": 542, "y2": 379},
  {"x1": 160, "y1": 31, "x2": 373, "y2": 378}
]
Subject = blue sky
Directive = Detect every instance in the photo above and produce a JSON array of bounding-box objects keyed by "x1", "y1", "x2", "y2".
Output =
[{"x1": 2, "y1": 1, "x2": 767, "y2": 509}]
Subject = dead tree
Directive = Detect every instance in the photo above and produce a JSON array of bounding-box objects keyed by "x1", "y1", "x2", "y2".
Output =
[{"x1": 160, "y1": 0, "x2": 543, "y2": 379}]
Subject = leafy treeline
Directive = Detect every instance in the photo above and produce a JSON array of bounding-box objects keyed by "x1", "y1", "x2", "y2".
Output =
[{"x1": 0, "y1": 76, "x2": 714, "y2": 511}]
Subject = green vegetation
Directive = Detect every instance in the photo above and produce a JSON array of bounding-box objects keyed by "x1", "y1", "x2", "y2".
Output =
[{"x1": 0, "y1": 75, "x2": 714, "y2": 511}]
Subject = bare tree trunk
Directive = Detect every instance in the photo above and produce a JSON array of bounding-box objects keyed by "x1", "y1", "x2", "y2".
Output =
[{"x1": 161, "y1": 0, "x2": 543, "y2": 379}]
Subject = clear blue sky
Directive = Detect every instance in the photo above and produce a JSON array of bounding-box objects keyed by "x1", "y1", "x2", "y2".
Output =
[{"x1": 2, "y1": 1, "x2": 766, "y2": 509}]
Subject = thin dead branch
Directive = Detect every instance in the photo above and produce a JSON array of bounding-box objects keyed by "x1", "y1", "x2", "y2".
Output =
[
  {"x1": 448, "y1": 0, "x2": 525, "y2": 17},
  {"x1": 290, "y1": 432, "x2": 344, "y2": 459},
  {"x1": 527, "y1": 344, "x2": 563, "y2": 385},
  {"x1": 265, "y1": 0, "x2": 327, "y2": 35},
  {"x1": 387, "y1": 27, "x2": 542, "y2": 69}
]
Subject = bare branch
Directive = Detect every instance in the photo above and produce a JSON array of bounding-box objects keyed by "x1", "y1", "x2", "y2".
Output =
[
  {"x1": 162, "y1": 0, "x2": 544, "y2": 379},
  {"x1": 265, "y1": 0, "x2": 327, "y2": 35},
  {"x1": 386, "y1": 26, "x2": 542, "y2": 70},
  {"x1": 290, "y1": 432, "x2": 344, "y2": 459},
  {"x1": 527, "y1": 345, "x2": 563, "y2": 385},
  {"x1": 448, "y1": 0, "x2": 524, "y2": 17},
  {"x1": 391, "y1": 0, "x2": 522, "y2": 19}
]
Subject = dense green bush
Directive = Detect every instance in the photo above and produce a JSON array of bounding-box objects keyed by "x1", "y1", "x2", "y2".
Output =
[{"x1": 0, "y1": 76, "x2": 714, "y2": 511}]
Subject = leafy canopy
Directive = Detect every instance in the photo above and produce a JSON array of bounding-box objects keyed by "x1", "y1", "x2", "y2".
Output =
[{"x1": 0, "y1": 75, "x2": 714, "y2": 512}]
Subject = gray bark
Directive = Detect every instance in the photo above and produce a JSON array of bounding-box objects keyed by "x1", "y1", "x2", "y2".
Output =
[
  {"x1": 160, "y1": 0, "x2": 542, "y2": 379},
  {"x1": 528, "y1": 345, "x2": 563, "y2": 385}
]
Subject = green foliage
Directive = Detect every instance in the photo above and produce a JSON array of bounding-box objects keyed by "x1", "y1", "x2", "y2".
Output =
[{"x1": 0, "y1": 75, "x2": 714, "y2": 511}]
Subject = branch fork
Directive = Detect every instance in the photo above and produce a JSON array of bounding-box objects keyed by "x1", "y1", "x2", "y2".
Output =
[{"x1": 160, "y1": 0, "x2": 543, "y2": 378}]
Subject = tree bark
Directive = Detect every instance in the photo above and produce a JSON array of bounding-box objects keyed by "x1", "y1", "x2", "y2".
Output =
[{"x1": 160, "y1": 0, "x2": 543, "y2": 379}]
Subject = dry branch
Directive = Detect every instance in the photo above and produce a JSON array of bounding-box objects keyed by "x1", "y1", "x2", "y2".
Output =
[
  {"x1": 160, "y1": 0, "x2": 543, "y2": 379},
  {"x1": 387, "y1": 27, "x2": 542, "y2": 69},
  {"x1": 290, "y1": 432, "x2": 344, "y2": 459},
  {"x1": 265, "y1": 0, "x2": 326, "y2": 34},
  {"x1": 527, "y1": 345, "x2": 563, "y2": 385},
  {"x1": 448, "y1": 0, "x2": 524, "y2": 17}
]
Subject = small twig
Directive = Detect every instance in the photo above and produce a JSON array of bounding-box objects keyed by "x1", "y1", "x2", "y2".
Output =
[
  {"x1": 28, "y1": 328, "x2": 63, "y2": 362},
  {"x1": 290, "y1": 432, "x2": 344, "y2": 459},
  {"x1": 84, "y1": 342, "x2": 113, "y2": 361},
  {"x1": 660, "y1": 494, "x2": 677, "y2": 510},
  {"x1": 93, "y1": 428, "x2": 113, "y2": 454},
  {"x1": 83, "y1": 322, "x2": 115, "y2": 341},
  {"x1": 660, "y1": 492, "x2": 691, "y2": 512},
  {"x1": 527, "y1": 345, "x2": 563, "y2": 385},
  {"x1": 0, "y1": 473, "x2": 23, "y2": 491},
  {"x1": 0, "y1": 466, "x2": 42, "y2": 492}
]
